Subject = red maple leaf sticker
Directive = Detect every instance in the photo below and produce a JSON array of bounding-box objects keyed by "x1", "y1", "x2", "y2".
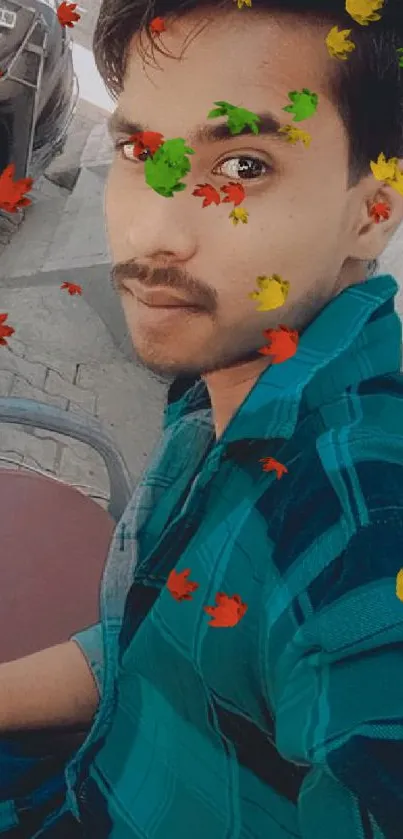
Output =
[
  {"x1": 167, "y1": 568, "x2": 199, "y2": 601},
  {"x1": 204, "y1": 593, "x2": 248, "y2": 628},
  {"x1": 259, "y1": 457, "x2": 288, "y2": 479},
  {"x1": 129, "y1": 131, "x2": 165, "y2": 158},
  {"x1": 61, "y1": 282, "x2": 82, "y2": 296},
  {"x1": 0, "y1": 163, "x2": 33, "y2": 213},
  {"x1": 369, "y1": 201, "x2": 391, "y2": 223},
  {"x1": 150, "y1": 16, "x2": 166, "y2": 34},
  {"x1": 0, "y1": 313, "x2": 15, "y2": 347},
  {"x1": 258, "y1": 324, "x2": 299, "y2": 362},
  {"x1": 220, "y1": 182, "x2": 245, "y2": 207},
  {"x1": 57, "y1": 1, "x2": 81, "y2": 27},
  {"x1": 192, "y1": 183, "x2": 221, "y2": 207}
]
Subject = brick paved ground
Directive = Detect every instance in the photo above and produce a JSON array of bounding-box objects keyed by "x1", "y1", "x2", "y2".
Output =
[{"x1": 0, "y1": 279, "x2": 167, "y2": 505}]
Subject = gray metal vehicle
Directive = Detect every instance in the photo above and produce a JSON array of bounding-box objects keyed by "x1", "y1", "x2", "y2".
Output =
[{"x1": 0, "y1": 0, "x2": 78, "y2": 183}]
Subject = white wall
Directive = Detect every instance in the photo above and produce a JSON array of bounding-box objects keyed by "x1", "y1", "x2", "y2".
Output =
[{"x1": 71, "y1": 42, "x2": 115, "y2": 112}]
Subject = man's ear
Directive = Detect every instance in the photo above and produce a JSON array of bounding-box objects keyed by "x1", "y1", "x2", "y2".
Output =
[{"x1": 349, "y1": 167, "x2": 403, "y2": 261}]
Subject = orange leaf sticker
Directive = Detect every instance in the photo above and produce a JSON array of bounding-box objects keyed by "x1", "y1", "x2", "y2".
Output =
[
  {"x1": 369, "y1": 201, "x2": 391, "y2": 223},
  {"x1": 167, "y1": 568, "x2": 199, "y2": 601},
  {"x1": 61, "y1": 282, "x2": 82, "y2": 296},
  {"x1": 192, "y1": 183, "x2": 221, "y2": 207},
  {"x1": 129, "y1": 131, "x2": 165, "y2": 158},
  {"x1": 0, "y1": 163, "x2": 33, "y2": 213},
  {"x1": 220, "y1": 181, "x2": 245, "y2": 207},
  {"x1": 150, "y1": 16, "x2": 166, "y2": 34},
  {"x1": 57, "y1": 1, "x2": 81, "y2": 27},
  {"x1": 204, "y1": 593, "x2": 248, "y2": 627},
  {"x1": 259, "y1": 457, "x2": 288, "y2": 479},
  {"x1": 258, "y1": 324, "x2": 299, "y2": 362},
  {"x1": 0, "y1": 313, "x2": 15, "y2": 347}
]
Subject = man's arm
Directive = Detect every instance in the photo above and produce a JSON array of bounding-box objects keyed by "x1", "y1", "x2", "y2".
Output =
[
  {"x1": 273, "y1": 512, "x2": 403, "y2": 839},
  {"x1": 0, "y1": 622, "x2": 103, "y2": 733}
]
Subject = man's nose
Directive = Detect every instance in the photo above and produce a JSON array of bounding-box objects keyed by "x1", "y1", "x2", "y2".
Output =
[{"x1": 126, "y1": 190, "x2": 198, "y2": 264}]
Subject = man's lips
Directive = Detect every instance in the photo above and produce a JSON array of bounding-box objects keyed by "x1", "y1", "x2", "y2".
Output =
[{"x1": 124, "y1": 282, "x2": 202, "y2": 309}]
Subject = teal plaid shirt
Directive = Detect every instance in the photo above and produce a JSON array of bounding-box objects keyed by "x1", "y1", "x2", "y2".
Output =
[{"x1": 36, "y1": 274, "x2": 403, "y2": 838}]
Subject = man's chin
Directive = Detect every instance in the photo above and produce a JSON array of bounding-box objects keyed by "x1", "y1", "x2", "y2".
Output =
[{"x1": 130, "y1": 345, "x2": 200, "y2": 379}]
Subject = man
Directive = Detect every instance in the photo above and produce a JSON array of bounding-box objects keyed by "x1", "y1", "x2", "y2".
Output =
[{"x1": 1, "y1": 0, "x2": 403, "y2": 836}]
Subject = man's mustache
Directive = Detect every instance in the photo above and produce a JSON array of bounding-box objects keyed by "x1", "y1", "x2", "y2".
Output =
[{"x1": 111, "y1": 261, "x2": 217, "y2": 309}]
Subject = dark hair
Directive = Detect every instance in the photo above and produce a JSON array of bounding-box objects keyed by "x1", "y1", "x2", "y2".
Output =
[{"x1": 93, "y1": 0, "x2": 403, "y2": 187}]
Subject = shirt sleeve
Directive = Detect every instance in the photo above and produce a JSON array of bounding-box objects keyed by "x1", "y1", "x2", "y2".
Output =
[
  {"x1": 70, "y1": 621, "x2": 104, "y2": 699},
  {"x1": 274, "y1": 511, "x2": 403, "y2": 839}
]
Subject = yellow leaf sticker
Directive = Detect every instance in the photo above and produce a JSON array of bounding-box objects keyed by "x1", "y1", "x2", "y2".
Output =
[
  {"x1": 230, "y1": 207, "x2": 249, "y2": 225},
  {"x1": 248, "y1": 274, "x2": 290, "y2": 312},
  {"x1": 370, "y1": 153, "x2": 400, "y2": 183},
  {"x1": 325, "y1": 26, "x2": 356, "y2": 60},
  {"x1": 396, "y1": 568, "x2": 403, "y2": 601},
  {"x1": 345, "y1": 0, "x2": 384, "y2": 27},
  {"x1": 278, "y1": 125, "x2": 312, "y2": 148}
]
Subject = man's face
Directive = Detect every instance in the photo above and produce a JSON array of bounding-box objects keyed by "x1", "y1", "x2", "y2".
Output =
[{"x1": 105, "y1": 10, "x2": 364, "y2": 378}]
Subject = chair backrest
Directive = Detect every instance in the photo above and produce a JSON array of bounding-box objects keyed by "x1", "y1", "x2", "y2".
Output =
[
  {"x1": 0, "y1": 397, "x2": 133, "y2": 523},
  {"x1": 0, "y1": 468, "x2": 116, "y2": 663}
]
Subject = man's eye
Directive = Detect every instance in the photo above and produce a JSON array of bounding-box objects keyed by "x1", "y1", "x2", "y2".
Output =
[
  {"x1": 114, "y1": 140, "x2": 151, "y2": 162},
  {"x1": 212, "y1": 155, "x2": 271, "y2": 180}
]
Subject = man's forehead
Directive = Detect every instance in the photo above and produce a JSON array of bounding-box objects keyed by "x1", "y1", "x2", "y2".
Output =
[{"x1": 116, "y1": 11, "x2": 336, "y2": 146}]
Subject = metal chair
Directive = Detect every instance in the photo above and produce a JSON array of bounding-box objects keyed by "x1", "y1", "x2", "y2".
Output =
[{"x1": 0, "y1": 397, "x2": 133, "y2": 664}]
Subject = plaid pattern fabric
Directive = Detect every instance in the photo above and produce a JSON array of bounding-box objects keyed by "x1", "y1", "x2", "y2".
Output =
[{"x1": 29, "y1": 274, "x2": 403, "y2": 838}]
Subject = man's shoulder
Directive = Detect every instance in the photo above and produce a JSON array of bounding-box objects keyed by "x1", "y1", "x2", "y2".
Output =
[
  {"x1": 258, "y1": 376, "x2": 403, "y2": 565},
  {"x1": 262, "y1": 378, "x2": 403, "y2": 642},
  {"x1": 314, "y1": 372, "x2": 403, "y2": 513}
]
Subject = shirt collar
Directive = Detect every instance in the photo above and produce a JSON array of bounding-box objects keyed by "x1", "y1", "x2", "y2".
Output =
[{"x1": 164, "y1": 274, "x2": 402, "y2": 446}]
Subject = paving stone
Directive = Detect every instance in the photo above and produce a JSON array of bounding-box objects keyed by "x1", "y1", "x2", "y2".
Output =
[
  {"x1": 0, "y1": 229, "x2": 12, "y2": 246},
  {"x1": 6, "y1": 338, "x2": 26, "y2": 358},
  {"x1": 10, "y1": 377, "x2": 68, "y2": 410},
  {"x1": 42, "y1": 169, "x2": 110, "y2": 272},
  {"x1": 35, "y1": 426, "x2": 111, "y2": 499},
  {"x1": 0, "y1": 451, "x2": 24, "y2": 467},
  {"x1": 45, "y1": 369, "x2": 97, "y2": 412},
  {"x1": 24, "y1": 352, "x2": 77, "y2": 382},
  {"x1": 45, "y1": 168, "x2": 81, "y2": 192},
  {"x1": 66, "y1": 401, "x2": 98, "y2": 419},
  {"x1": 0, "y1": 425, "x2": 58, "y2": 473},
  {"x1": 58, "y1": 438, "x2": 110, "y2": 496},
  {"x1": 0, "y1": 287, "x2": 118, "y2": 364},
  {"x1": 75, "y1": 359, "x2": 167, "y2": 481},
  {"x1": 0, "y1": 196, "x2": 71, "y2": 280},
  {"x1": 0, "y1": 370, "x2": 14, "y2": 397},
  {"x1": 22, "y1": 456, "x2": 56, "y2": 476},
  {"x1": 46, "y1": 99, "x2": 107, "y2": 180},
  {"x1": 30, "y1": 176, "x2": 70, "y2": 201},
  {"x1": 0, "y1": 351, "x2": 47, "y2": 389},
  {"x1": 80, "y1": 120, "x2": 114, "y2": 171}
]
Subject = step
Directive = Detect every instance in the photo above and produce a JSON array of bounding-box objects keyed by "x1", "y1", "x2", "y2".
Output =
[
  {"x1": 40, "y1": 167, "x2": 111, "y2": 273},
  {"x1": 0, "y1": 193, "x2": 70, "y2": 280}
]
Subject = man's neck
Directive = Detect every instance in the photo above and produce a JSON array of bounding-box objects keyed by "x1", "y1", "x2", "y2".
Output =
[{"x1": 203, "y1": 357, "x2": 272, "y2": 440}]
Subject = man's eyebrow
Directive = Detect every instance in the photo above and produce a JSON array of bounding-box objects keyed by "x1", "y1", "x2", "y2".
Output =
[{"x1": 107, "y1": 109, "x2": 290, "y2": 145}]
